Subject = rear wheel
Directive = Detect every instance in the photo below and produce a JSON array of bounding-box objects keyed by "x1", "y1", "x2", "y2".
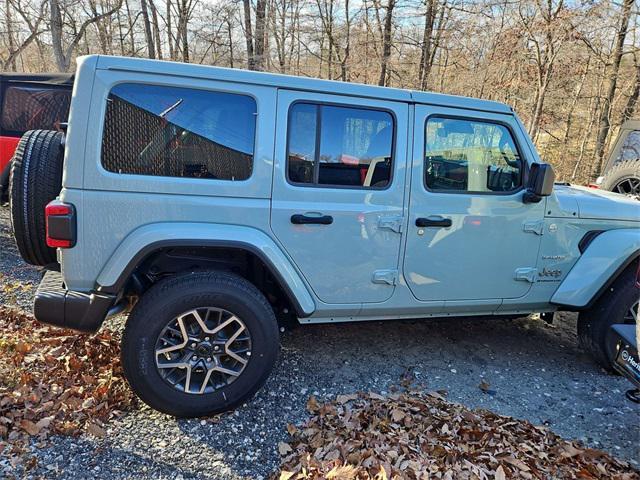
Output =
[
  {"x1": 121, "y1": 271, "x2": 280, "y2": 417},
  {"x1": 600, "y1": 160, "x2": 640, "y2": 196},
  {"x1": 9, "y1": 130, "x2": 65, "y2": 266},
  {"x1": 578, "y1": 261, "x2": 639, "y2": 371}
]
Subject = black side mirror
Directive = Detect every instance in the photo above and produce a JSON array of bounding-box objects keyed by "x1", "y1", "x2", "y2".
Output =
[{"x1": 523, "y1": 163, "x2": 555, "y2": 203}]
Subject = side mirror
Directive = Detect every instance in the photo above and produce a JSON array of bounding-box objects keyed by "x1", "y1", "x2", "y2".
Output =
[{"x1": 523, "y1": 163, "x2": 555, "y2": 204}]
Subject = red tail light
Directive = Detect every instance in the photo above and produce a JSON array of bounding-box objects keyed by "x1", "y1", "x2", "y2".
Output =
[{"x1": 45, "y1": 200, "x2": 76, "y2": 248}]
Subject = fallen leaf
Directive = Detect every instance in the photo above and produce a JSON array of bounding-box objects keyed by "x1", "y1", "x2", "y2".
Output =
[
  {"x1": 278, "y1": 442, "x2": 292, "y2": 455},
  {"x1": 391, "y1": 408, "x2": 405, "y2": 422},
  {"x1": 336, "y1": 394, "x2": 358, "y2": 404},
  {"x1": 20, "y1": 420, "x2": 40, "y2": 436},
  {"x1": 86, "y1": 423, "x2": 106, "y2": 438},
  {"x1": 306, "y1": 395, "x2": 321, "y2": 413}
]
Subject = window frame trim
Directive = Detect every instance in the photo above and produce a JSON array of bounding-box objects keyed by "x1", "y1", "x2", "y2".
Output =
[
  {"x1": 99, "y1": 81, "x2": 259, "y2": 182},
  {"x1": 285, "y1": 100, "x2": 397, "y2": 191},
  {"x1": 422, "y1": 113, "x2": 526, "y2": 196}
]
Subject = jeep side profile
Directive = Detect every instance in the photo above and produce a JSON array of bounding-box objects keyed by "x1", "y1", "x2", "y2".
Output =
[{"x1": 9, "y1": 55, "x2": 639, "y2": 417}]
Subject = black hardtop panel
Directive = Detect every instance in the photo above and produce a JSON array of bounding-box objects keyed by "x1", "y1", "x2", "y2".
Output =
[{"x1": 0, "y1": 72, "x2": 74, "y2": 86}]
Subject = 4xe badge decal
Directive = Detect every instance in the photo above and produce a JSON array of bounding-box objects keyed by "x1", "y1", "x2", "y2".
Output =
[{"x1": 539, "y1": 267, "x2": 562, "y2": 278}]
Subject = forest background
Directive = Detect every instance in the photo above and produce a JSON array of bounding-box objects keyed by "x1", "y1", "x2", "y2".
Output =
[{"x1": 1, "y1": 0, "x2": 638, "y2": 182}]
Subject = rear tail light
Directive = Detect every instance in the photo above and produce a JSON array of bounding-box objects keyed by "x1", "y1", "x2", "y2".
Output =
[{"x1": 45, "y1": 200, "x2": 76, "y2": 248}]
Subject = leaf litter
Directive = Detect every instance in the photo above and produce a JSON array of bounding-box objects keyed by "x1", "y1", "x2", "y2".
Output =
[
  {"x1": 0, "y1": 306, "x2": 134, "y2": 473},
  {"x1": 276, "y1": 389, "x2": 638, "y2": 479},
  {"x1": 0, "y1": 304, "x2": 638, "y2": 479}
]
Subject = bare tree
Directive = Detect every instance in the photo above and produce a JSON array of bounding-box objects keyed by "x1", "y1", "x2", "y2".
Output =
[
  {"x1": 1, "y1": 0, "x2": 47, "y2": 70},
  {"x1": 141, "y1": 0, "x2": 156, "y2": 58},
  {"x1": 50, "y1": 0, "x2": 122, "y2": 71},
  {"x1": 376, "y1": 0, "x2": 395, "y2": 86},
  {"x1": 592, "y1": 0, "x2": 635, "y2": 177}
]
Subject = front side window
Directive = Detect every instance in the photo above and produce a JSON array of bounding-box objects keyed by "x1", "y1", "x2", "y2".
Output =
[
  {"x1": 425, "y1": 117, "x2": 522, "y2": 193},
  {"x1": 616, "y1": 130, "x2": 640, "y2": 163},
  {"x1": 288, "y1": 103, "x2": 393, "y2": 188},
  {"x1": 101, "y1": 83, "x2": 256, "y2": 181}
]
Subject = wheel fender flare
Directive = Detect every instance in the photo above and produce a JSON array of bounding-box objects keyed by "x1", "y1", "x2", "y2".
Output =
[
  {"x1": 551, "y1": 228, "x2": 640, "y2": 309},
  {"x1": 95, "y1": 222, "x2": 316, "y2": 317}
]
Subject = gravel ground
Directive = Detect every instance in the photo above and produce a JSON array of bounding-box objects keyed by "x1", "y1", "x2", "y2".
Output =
[{"x1": 1, "y1": 205, "x2": 638, "y2": 479}]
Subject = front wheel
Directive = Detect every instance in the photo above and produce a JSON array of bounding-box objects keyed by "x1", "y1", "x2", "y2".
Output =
[
  {"x1": 578, "y1": 261, "x2": 639, "y2": 372},
  {"x1": 121, "y1": 271, "x2": 280, "y2": 417}
]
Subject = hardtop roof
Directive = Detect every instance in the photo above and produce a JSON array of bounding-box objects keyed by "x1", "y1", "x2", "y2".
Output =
[
  {"x1": 0, "y1": 72, "x2": 74, "y2": 86},
  {"x1": 92, "y1": 55, "x2": 512, "y2": 115}
]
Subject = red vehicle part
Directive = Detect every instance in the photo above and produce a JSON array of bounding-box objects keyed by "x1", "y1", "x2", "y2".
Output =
[{"x1": 0, "y1": 136, "x2": 20, "y2": 172}]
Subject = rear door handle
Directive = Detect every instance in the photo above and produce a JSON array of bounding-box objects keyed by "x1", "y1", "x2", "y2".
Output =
[
  {"x1": 415, "y1": 216, "x2": 452, "y2": 228},
  {"x1": 291, "y1": 214, "x2": 333, "y2": 225}
]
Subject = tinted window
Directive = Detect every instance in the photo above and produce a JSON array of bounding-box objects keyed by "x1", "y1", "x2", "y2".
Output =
[
  {"x1": 101, "y1": 83, "x2": 256, "y2": 180},
  {"x1": 425, "y1": 117, "x2": 522, "y2": 193},
  {"x1": 288, "y1": 103, "x2": 393, "y2": 188},
  {"x1": 1, "y1": 85, "x2": 71, "y2": 134},
  {"x1": 616, "y1": 130, "x2": 640, "y2": 163}
]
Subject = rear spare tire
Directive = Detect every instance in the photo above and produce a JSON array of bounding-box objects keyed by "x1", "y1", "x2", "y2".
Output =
[
  {"x1": 600, "y1": 160, "x2": 640, "y2": 196},
  {"x1": 9, "y1": 130, "x2": 65, "y2": 266}
]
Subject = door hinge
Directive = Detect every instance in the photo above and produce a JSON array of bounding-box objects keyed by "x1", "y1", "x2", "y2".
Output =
[
  {"x1": 378, "y1": 215, "x2": 403, "y2": 233},
  {"x1": 523, "y1": 220, "x2": 544, "y2": 236},
  {"x1": 514, "y1": 267, "x2": 537, "y2": 283},
  {"x1": 372, "y1": 269, "x2": 398, "y2": 286}
]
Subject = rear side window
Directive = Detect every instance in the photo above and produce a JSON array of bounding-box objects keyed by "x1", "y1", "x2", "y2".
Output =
[
  {"x1": 101, "y1": 83, "x2": 256, "y2": 181},
  {"x1": 424, "y1": 117, "x2": 522, "y2": 193},
  {"x1": 287, "y1": 103, "x2": 394, "y2": 188},
  {"x1": 1, "y1": 85, "x2": 71, "y2": 134},
  {"x1": 616, "y1": 130, "x2": 640, "y2": 163}
]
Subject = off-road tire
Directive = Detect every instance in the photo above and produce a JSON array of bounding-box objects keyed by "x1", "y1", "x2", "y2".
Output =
[
  {"x1": 578, "y1": 260, "x2": 639, "y2": 372},
  {"x1": 121, "y1": 271, "x2": 280, "y2": 417},
  {"x1": 9, "y1": 130, "x2": 65, "y2": 266},
  {"x1": 600, "y1": 160, "x2": 640, "y2": 195}
]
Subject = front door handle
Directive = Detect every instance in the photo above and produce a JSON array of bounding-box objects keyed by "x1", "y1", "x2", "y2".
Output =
[
  {"x1": 291, "y1": 214, "x2": 333, "y2": 225},
  {"x1": 415, "y1": 216, "x2": 452, "y2": 228}
]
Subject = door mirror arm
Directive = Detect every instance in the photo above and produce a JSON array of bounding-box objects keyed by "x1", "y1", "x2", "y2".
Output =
[{"x1": 523, "y1": 163, "x2": 555, "y2": 204}]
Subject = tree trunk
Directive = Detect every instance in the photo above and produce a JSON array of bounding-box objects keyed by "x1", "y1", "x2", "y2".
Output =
[
  {"x1": 141, "y1": 0, "x2": 156, "y2": 58},
  {"x1": 149, "y1": 0, "x2": 163, "y2": 59},
  {"x1": 378, "y1": 0, "x2": 395, "y2": 86},
  {"x1": 179, "y1": 0, "x2": 189, "y2": 62},
  {"x1": 242, "y1": 0, "x2": 255, "y2": 69},
  {"x1": 254, "y1": 0, "x2": 267, "y2": 71},
  {"x1": 5, "y1": 0, "x2": 16, "y2": 71},
  {"x1": 418, "y1": 0, "x2": 435, "y2": 90},
  {"x1": 563, "y1": 59, "x2": 590, "y2": 143},
  {"x1": 592, "y1": 0, "x2": 634, "y2": 177},
  {"x1": 167, "y1": 0, "x2": 175, "y2": 60},
  {"x1": 50, "y1": 0, "x2": 68, "y2": 71},
  {"x1": 341, "y1": 0, "x2": 350, "y2": 81}
]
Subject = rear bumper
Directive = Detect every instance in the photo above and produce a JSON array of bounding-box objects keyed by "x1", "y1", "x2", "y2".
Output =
[{"x1": 34, "y1": 270, "x2": 117, "y2": 332}]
